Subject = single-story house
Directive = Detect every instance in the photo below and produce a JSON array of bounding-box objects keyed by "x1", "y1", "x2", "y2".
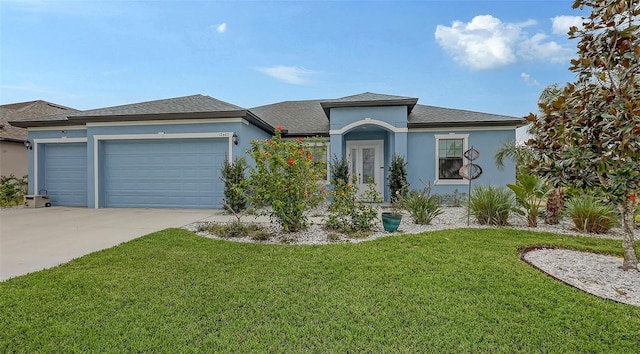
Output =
[
  {"x1": 11, "y1": 92, "x2": 522, "y2": 208},
  {"x1": 1, "y1": 100, "x2": 78, "y2": 177}
]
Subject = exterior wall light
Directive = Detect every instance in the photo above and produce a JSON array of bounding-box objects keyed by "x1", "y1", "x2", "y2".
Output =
[
  {"x1": 24, "y1": 140, "x2": 33, "y2": 150},
  {"x1": 233, "y1": 133, "x2": 238, "y2": 145}
]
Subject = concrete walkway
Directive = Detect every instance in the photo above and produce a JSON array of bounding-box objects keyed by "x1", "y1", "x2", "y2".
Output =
[{"x1": 0, "y1": 207, "x2": 225, "y2": 281}]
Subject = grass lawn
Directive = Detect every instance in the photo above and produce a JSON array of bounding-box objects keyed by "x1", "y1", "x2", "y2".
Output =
[{"x1": 1, "y1": 228, "x2": 639, "y2": 352}]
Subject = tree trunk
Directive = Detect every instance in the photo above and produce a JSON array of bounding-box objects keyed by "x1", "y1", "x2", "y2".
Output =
[{"x1": 621, "y1": 202, "x2": 639, "y2": 271}]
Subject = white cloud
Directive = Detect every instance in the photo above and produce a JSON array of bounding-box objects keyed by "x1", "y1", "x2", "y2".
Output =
[
  {"x1": 551, "y1": 15, "x2": 584, "y2": 35},
  {"x1": 215, "y1": 23, "x2": 227, "y2": 33},
  {"x1": 254, "y1": 66, "x2": 316, "y2": 84},
  {"x1": 435, "y1": 15, "x2": 574, "y2": 70},
  {"x1": 521, "y1": 72, "x2": 540, "y2": 87},
  {"x1": 518, "y1": 33, "x2": 573, "y2": 63}
]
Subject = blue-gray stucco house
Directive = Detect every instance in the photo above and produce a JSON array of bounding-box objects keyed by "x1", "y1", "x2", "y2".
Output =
[{"x1": 11, "y1": 92, "x2": 522, "y2": 208}]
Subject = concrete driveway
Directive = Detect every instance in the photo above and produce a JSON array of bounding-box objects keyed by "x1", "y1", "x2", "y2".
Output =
[{"x1": 0, "y1": 207, "x2": 222, "y2": 281}]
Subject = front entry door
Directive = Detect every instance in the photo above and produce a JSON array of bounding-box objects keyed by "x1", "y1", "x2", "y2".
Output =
[{"x1": 346, "y1": 140, "x2": 384, "y2": 198}]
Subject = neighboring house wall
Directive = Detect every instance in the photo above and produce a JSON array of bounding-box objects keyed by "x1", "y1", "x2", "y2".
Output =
[
  {"x1": 0, "y1": 141, "x2": 27, "y2": 177},
  {"x1": 407, "y1": 128, "x2": 517, "y2": 196}
]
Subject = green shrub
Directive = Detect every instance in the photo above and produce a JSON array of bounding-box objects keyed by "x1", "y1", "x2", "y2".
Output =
[
  {"x1": 565, "y1": 195, "x2": 617, "y2": 234},
  {"x1": 330, "y1": 155, "x2": 349, "y2": 185},
  {"x1": 325, "y1": 176, "x2": 381, "y2": 234},
  {"x1": 388, "y1": 155, "x2": 408, "y2": 203},
  {"x1": 469, "y1": 185, "x2": 514, "y2": 226},
  {"x1": 221, "y1": 157, "x2": 247, "y2": 214},
  {"x1": 404, "y1": 182, "x2": 442, "y2": 225},
  {"x1": 0, "y1": 174, "x2": 28, "y2": 207}
]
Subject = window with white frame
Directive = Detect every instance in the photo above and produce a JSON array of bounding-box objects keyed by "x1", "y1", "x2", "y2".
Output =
[
  {"x1": 308, "y1": 142, "x2": 330, "y2": 182},
  {"x1": 287, "y1": 138, "x2": 330, "y2": 182},
  {"x1": 435, "y1": 134, "x2": 469, "y2": 184}
]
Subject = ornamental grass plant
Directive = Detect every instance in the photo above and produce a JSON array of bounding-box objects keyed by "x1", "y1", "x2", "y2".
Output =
[
  {"x1": 469, "y1": 185, "x2": 514, "y2": 226},
  {"x1": 403, "y1": 181, "x2": 442, "y2": 225},
  {"x1": 565, "y1": 195, "x2": 617, "y2": 234}
]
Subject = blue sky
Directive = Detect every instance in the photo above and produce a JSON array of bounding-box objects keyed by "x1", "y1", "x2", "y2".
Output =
[{"x1": 1, "y1": 0, "x2": 588, "y2": 118}]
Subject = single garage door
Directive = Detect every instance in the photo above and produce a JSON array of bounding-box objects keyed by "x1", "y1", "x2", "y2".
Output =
[
  {"x1": 43, "y1": 143, "x2": 88, "y2": 206},
  {"x1": 103, "y1": 139, "x2": 226, "y2": 208}
]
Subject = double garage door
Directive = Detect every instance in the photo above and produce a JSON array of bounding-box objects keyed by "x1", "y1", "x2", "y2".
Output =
[
  {"x1": 41, "y1": 139, "x2": 227, "y2": 208},
  {"x1": 102, "y1": 139, "x2": 227, "y2": 208}
]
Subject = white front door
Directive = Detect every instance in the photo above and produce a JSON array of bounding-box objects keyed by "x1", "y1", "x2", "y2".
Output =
[{"x1": 346, "y1": 140, "x2": 384, "y2": 197}]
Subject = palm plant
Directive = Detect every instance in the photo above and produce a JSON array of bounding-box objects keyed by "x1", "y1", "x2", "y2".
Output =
[{"x1": 507, "y1": 173, "x2": 548, "y2": 227}]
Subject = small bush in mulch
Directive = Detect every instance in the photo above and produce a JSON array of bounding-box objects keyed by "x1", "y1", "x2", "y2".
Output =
[
  {"x1": 469, "y1": 185, "x2": 514, "y2": 226},
  {"x1": 197, "y1": 221, "x2": 272, "y2": 241}
]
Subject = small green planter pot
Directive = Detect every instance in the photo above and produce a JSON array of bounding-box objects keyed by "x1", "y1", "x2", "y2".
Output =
[{"x1": 381, "y1": 212, "x2": 402, "y2": 232}]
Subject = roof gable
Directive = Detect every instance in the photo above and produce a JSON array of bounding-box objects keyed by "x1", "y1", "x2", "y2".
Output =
[{"x1": 319, "y1": 92, "x2": 418, "y2": 117}]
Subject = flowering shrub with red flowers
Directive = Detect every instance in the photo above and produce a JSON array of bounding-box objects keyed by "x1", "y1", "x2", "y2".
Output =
[{"x1": 247, "y1": 127, "x2": 327, "y2": 232}]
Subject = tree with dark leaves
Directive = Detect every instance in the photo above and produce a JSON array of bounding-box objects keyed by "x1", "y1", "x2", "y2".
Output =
[{"x1": 526, "y1": 0, "x2": 640, "y2": 270}]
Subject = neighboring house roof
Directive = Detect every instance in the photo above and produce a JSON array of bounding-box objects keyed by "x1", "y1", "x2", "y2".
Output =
[
  {"x1": 0, "y1": 100, "x2": 78, "y2": 142},
  {"x1": 319, "y1": 92, "x2": 418, "y2": 117}
]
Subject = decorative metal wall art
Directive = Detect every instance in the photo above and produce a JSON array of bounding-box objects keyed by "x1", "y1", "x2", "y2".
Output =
[{"x1": 459, "y1": 146, "x2": 482, "y2": 225}]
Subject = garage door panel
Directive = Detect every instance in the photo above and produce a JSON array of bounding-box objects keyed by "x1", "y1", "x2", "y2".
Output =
[
  {"x1": 103, "y1": 139, "x2": 226, "y2": 208},
  {"x1": 44, "y1": 143, "x2": 87, "y2": 206}
]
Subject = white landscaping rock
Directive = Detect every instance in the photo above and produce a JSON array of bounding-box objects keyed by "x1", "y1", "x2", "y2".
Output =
[{"x1": 184, "y1": 207, "x2": 639, "y2": 306}]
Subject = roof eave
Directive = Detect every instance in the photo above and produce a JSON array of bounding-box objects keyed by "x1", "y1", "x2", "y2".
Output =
[
  {"x1": 245, "y1": 110, "x2": 275, "y2": 134},
  {"x1": 0, "y1": 137, "x2": 27, "y2": 143},
  {"x1": 68, "y1": 110, "x2": 248, "y2": 122},
  {"x1": 281, "y1": 132, "x2": 330, "y2": 138},
  {"x1": 408, "y1": 120, "x2": 525, "y2": 129},
  {"x1": 8, "y1": 120, "x2": 75, "y2": 128}
]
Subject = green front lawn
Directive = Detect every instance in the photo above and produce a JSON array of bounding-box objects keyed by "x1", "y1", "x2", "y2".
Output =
[{"x1": 1, "y1": 228, "x2": 639, "y2": 352}]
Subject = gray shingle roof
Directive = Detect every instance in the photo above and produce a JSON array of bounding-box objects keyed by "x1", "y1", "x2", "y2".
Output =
[
  {"x1": 1, "y1": 101, "x2": 78, "y2": 140},
  {"x1": 250, "y1": 100, "x2": 329, "y2": 136},
  {"x1": 321, "y1": 92, "x2": 418, "y2": 104},
  {"x1": 72, "y1": 94, "x2": 244, "y2": 118},
  {"x1": 9, "y1": 95, "x2": 251, "y2": 128},
  {"x1": 7, "y1": 93, "x2": 523, "y2": 132},
  {"x1": 408, "y1": 104, "x2": 523, "y2": 128},
  {"x1": 251, "y1": 95, "x2": 522, "y2": 135}
]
